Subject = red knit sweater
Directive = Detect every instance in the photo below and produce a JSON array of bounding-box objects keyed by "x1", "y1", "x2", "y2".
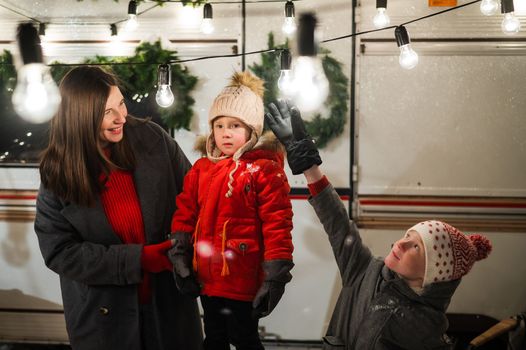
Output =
[{"x1": 100, "y1": 168, "x2": 151, "y2": 304}]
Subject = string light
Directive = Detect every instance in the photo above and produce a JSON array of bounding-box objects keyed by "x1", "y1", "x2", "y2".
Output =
[
  {"x1": 3, "y1": 0, "x2": 514, "y2": 76},
  {"x1": 12, "y1": 23, "x2": 61, "y2": 124},
  {"x1": 201, "y1": 2, "x2": 214, "y2": 35},
  {"x1": 125, "y1": 1, "x2": 139, "y2": 32},
  {"x1": 480, "y1": 0, "x2": 499, "y2": 16},
  {"x1": 156, "y1": 64, "x2": 175, "y2": 108},
  {"x1": 291, "y1": 13, "x2": 329, "y2": 113},
  {"x1": 277, "y1": 49, "x2": 293, "y2": 96},
  {"x1": 500, "y1": 0, "x2": 521, "y2": 35},
  {"x1": 110, "y1": 23, "x2": 118, "y2": 40},
  {"x1": 282, "y1": 1, "x2": 296, "y2": 36},
  {"x1": 373, "y1": 0, "x2": 390, "y2": 29},
  {"x1": 395, "y1": 25, "x2": 418, "y2": 70},
  {"x1": 38, "y1": 23, "x2": 46, "y2": 41}
]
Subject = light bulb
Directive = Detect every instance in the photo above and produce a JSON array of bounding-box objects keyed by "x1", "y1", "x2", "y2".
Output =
[
  {"x1": 291, "y1": 56, "x2": 329, "y2": 113},
  {"x1": 501, "y1": 12, "x2": 521, "y2": 34},
  {"x1": 12, "y1": 63, "x2": 61, "y2": 123},
  {"x1": 282, "y1": 17, "x2": 297, "y2": 35},
  {"x1": 480, "y1": 0, "x2": 499, "y2": 15},
  {"x1": 156, "y1": 85, "x2": 174, "y2": 108},
  {"x1": 399, "y1": 44, "x2": 419, "y2": 70},
  {"x1": 277, "y1": 69, "x2": 294, "y2": 97},
  {"x1": 156, "y1": 64, "x2": 174, "y2": 108},
  {"x1": 125, "y1": 14, "x2": 139, "y2": 31},
  {"x1": 201, "y1": 18, "x2": 214, "y2": 34},
  {"x1": 373, "y1": 8, "x2": 390, "y2": 29}
]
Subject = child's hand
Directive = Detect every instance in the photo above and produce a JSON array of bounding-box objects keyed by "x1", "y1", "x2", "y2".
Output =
[
  {"x1": 265, "y1": 100, "x2": 295, "y2": 146},
  {"x1": 167, "y1": 231, "x2": 201, "y2": 298},
  {"x1": 252, "y1": 259, "x2": 294, "y2": 318},
  {"x1": 265, "y1": 100, "x2": 322, "y2": 175},
  {"x1": 252, "y1": 281, "x2": 286, "y2": 318}
]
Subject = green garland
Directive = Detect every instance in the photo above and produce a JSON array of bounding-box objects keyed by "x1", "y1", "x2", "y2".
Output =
[
  {"x1": 13, "y1": 40, "x2": 197, "y2": 130},
  {"x1": 249, "y1": 33, "x2": 349, "y2": 149},
  {"x1": 77, "y1": 40, "x2": 198, "y2": 130}
]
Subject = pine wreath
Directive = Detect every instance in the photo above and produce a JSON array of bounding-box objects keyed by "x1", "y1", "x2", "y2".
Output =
[
  {"x1": 49, "y1": 40, "x2": 198, "y2": 130},
  {"x1": 249, "y1": 33, "x2": 349, "y2": 148},
  {"x1": 0, "y1": 41, "x2": 196, "y2": 163}
]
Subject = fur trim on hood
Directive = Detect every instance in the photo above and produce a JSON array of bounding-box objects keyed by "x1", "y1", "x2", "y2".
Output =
[{"x1": 194, "y1": 131, "x2": 284, "y2": 158}]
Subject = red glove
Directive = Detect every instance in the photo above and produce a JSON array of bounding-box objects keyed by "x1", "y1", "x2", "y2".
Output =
[{"x1": 141, "y1": 240, "x2": 174, "y2": 273}]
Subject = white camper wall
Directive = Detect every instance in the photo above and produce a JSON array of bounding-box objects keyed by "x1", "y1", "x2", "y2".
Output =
[{"x1": 357, "y1": 0, "x2": 526, "y2": 321}]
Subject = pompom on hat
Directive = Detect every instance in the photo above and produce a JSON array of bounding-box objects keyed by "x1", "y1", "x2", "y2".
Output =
[
  {"x1": 206, "y1": 71, "x2": 265, "y2": 163},
  {"x1": 408, "y1": 220, "x2": 492, "y2": 287}
]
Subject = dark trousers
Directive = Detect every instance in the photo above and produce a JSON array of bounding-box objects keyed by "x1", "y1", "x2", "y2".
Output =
[{"x1": 201, "y1": 295, "x2": 264, "y2": 350}]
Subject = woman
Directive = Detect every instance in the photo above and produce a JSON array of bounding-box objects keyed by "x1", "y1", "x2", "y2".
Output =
[{"x1": 34, "y1": 66, "x2": 202, "y2": 350}]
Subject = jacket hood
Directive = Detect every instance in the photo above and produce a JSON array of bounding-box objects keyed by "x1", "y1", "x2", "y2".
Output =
[{"x1": 195, "y1": 131, "x2": 286, "y2": 166}]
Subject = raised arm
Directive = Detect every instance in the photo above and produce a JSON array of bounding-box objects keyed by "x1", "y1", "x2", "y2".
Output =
[{"x1": 265, "y1": 101, "x2": 372, "y2": 285}]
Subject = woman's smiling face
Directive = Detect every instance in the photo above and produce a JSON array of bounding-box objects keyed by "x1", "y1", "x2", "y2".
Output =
[{"x1": 99, "y1": 86, "x2": 127, "y2": 147}]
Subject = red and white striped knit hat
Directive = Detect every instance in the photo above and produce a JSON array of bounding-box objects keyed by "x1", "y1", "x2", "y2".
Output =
[{"x1": 408, "y1": 220, "x2": 492, "y2": 287}]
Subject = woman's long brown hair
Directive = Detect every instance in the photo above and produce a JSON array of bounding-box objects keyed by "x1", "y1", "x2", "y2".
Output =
[{"x1": 39, "y1": 66, "x2": 136, "y2": 207}]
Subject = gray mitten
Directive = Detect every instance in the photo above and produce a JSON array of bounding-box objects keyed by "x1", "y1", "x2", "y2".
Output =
[
  {"x1": 252, "y1": 259, "x2": 294, "y2": 319},
  {"x1": 167, "y1": 231, "x2": 201, "y2": 298},
  {"x1": 265, "y1": 100, "x2": 322, "y2": 175}
]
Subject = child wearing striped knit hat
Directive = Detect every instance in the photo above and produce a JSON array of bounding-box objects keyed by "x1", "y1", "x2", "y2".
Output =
[
  {"x1": 264, "y1": 100, "x2": 494, "y2": 349},
  {"x1": 384, "y1": 220, "x2": 492, "y2": 291}
]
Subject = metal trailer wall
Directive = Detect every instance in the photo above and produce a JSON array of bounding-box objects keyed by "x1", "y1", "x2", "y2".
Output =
[
  {"x1": 356, "y1": 0, "x2": 526, "y2": 322},
  {"x1": 0, "y1": 0, "x2": 525, "y2": 344}
]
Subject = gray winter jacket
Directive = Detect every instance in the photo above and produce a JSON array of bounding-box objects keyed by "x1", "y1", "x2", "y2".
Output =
[
  {"x1": 34, "y1": 120, "x2": 203, "y2": 350},
  {"x1": 309, "y1": 184, "x2": 460, "y2": 350}
]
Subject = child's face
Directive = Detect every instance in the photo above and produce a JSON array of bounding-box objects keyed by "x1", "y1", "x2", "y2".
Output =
[
  {"x1": 384, "y1": 230, "x2": 426, "y2": 287},
  {"x1": 213, "y1": 116, "x2": 251, "y2": 156}
]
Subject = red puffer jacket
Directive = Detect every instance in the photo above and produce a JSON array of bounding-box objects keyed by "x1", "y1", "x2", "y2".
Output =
[{"x1": 171, "y1": 135, "x2": 294, "y2": 301}]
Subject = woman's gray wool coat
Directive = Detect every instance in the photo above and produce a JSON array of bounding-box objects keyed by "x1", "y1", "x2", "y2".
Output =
[{"x1": 34, "y1": 120, "x2": 203, "y2": 350}]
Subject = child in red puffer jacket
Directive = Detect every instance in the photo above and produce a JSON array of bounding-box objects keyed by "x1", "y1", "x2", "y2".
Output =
[{"x1": 168, "y1": 71, "x2": 294, "y2": 350}]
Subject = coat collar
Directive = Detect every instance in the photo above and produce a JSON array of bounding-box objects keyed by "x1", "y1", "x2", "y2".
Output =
[
  {"x1": 381, "y1": 265, "x2": 460, "y2": 311},
  {"x1": 61, "y1": 120, "x2": 166, "y2": 244}
]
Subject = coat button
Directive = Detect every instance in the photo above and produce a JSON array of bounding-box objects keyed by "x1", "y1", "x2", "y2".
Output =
[{"x1": 99, "y1": 307, "x2": 109, "y2": 315}]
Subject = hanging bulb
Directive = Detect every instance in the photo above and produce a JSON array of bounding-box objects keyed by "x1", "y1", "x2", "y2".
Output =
[
  {"x1": 395, "y1": 26, "x2": 418, "y2": 70},
  {"x1": 12, "y1": 23, "x2": 60, "y2": 123},
  {"x1": 282, "y1": 1, "x2": 296, "y2": 36},
  {"x1": 501, "y1": 0, "x2": 521, "y2": 34},
  {"x1": 291, "y1": 13, "x2": 329, "y2": 112},
  {"x1": 292, "y1": 56, "x2": 328, "y2": 112},
  {"x1": 110, "y1": 24, "x2": 119, "y2": 41},
  {"x1": 156, "y1": 64, "x2": 174, "y2": 108},
  {"x1": 12, "y1": 64, "x2": 61, "y2": 123},
  {"x1": 38, "y1": 23, "x2": 46, "y2": 42},
  {"x1": 373, "y1": 0, "x2": 390, "y2": 29},
  {"x1": 201, "y1": 3, "x2": 214, "y2": 34},
  {"x1": 278, "y1": 49, "x2": 294, "y2": 96},
  {"x1": 480, "y1": 0, "x2": 499, "y2": 16},
  {"x1": 501, "y1": 12, "x2": 521, "y2": 34},
  {"x1": 125, "y1": 1, "x2": 139, "y2": 31},
  {"x1": 373, "y1": 9, "x2": 390, "y2": 28}
]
